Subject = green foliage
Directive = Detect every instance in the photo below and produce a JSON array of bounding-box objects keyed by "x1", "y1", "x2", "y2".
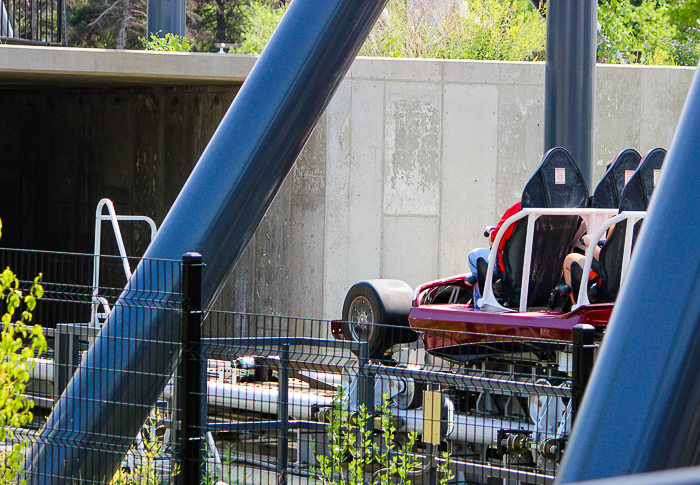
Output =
[
  {"x1": 374, "y1": 396, "x2": 421, "y2": 485},
  {"x1": 0, "y1": 219, "x2": 47, "y2": 485},
  {"x1": 438, "y1": 451, "x2": 454, "y2": 485},
  {"x1": 220, "y1": 442, "x2": 249, "y2": 485},
  {"x1": 143, "y1": 32, "x2": 194, "y2": 51},
  {"x1": 187, "y1": 0, "x2": 260, "y2": 52},
  {"x1": 360, "y1": 0, "x2": 546, "y2": 60},
  {"x1": 598, "y1": 0, "x2": 678, "y2": 64},
  {"x1": 65, "y1": 0, "x2": 277, "y2": 51},
  {"x1": 231, "y1": 0, "x2": 544, "y2": 60},
  {"x1": 314, "y1": 388, "x2": 430, "y2": 485},
  {"x1": 110, "y1": 411, "x2": 179, "y2": 485},
  {"x1": 235, "y1": 1, "x2": 287, "y2": 54},
  {"x1": 669, "y1": 0, "x2": 700, "y2": 32},
  {"x1": 66, "y1": 0, "x2": 146, "y2": 49},
  {"x1": 668, "y1": 27, "x2": 700, "y2": 65}
]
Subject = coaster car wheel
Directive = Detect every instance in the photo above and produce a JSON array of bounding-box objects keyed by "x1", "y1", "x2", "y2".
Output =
[{"x1": 342, "y1": 279, "x2": 416, "y2": 359}]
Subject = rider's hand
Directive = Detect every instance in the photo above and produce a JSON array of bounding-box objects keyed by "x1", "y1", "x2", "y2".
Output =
[{"x1": 581, "y1": 234, "x2": 594, "y2": 247}]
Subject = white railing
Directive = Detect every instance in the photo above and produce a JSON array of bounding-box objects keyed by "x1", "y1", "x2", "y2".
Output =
[
  {"x1": 91, "y1": 199, "x2": 158, "y2": 326},
  {"x1": 478, "y1": 208, "x2": 620, "y2": 313},
  {"x1": 572, "y1": 211, "x2": 646, "y2": 310}
]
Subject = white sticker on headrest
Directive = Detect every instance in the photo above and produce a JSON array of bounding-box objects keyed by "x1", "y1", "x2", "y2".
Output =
[
  {"x1": 653, "y1": 169, "x2": 661, "y2": 186},
  {"x1": 624, "y1": 170, "x2": 635, "y2": 186},
  {"x1": 555, "y1": 168, "x2": 566, "y2": 185}
]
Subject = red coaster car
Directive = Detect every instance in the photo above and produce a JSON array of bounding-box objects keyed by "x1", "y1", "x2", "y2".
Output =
[{"x1": 334, "y1": 147, "x2": 665, "y2": 363}]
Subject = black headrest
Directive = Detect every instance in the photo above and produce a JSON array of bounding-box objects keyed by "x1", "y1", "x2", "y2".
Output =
[
  {"x1": 619, "y1": 148, "x2": 666, "y2": 212},
  {"x1": 500, "y1": 148, "x2": 588, "y2": 307},
  {"x1": 521, "y1": 147, "x2": 589, "y2": 208},
  {"x1": 591, "y1": 149, "x2": 641, "y2": 209}
]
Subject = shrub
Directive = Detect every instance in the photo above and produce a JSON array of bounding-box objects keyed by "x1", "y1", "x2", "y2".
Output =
[
  {"x1": 360, "y1": 0, "x2": 546, "y2": 61},
  {"x1": 235, "y1": 1, "x2": 287, "y2": 55},
  {"x1": 110, "y1": 411, "x2": 179, "y2": 485},
  {"x1": 597, "y1": 0, "x2": 677, "y2": 65},
  {"x1": 143, "y1": 32, "x2": 194, "y2": 52},
  {"x1": 668, "y1": 27, "x2": 700, "y2": 66},
  {"x1": 233, "y1": 0, "x2": 544, "y2": 61},
  {"x1": 314, "y1": 388, "x2": 453, "y2": 485},
  {"x1": 0, "y1": 219, "x2": 47, "y2": 485}
]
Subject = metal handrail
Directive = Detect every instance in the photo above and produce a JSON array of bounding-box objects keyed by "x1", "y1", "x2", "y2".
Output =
[
  {"x1": 479, "y1": 207, "x2": 619, "y2": 313},
  {"x1": 91, "y1": 198, "x2": 158, "y2": 326},
  {"x1": 573, "y1": 211, "x2": 646, "y2": 309}
]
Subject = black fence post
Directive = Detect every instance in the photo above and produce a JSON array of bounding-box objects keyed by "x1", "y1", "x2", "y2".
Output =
[
  {"x1": 56, "y1": 0, "x2": 63, "y2": 44},
  {"x1": 181, "y1": 252, "x2": 206, "y2": 485},
  {"x1": 357, "y1": 341, "x2": 374, "y2": 423},
  {"x1": 571, "y1": 323, "x2": 595, "y2": 425},
  {"x1": 429, "y1": 443, "x2": 439, "y2": 485},
  {"x1": 277, "y1": 344, "x2": 290, "y2": 485},
  {"x1": 53, "y1": 325, "x2": 80, "y2": 402},
  {"x1": 357, "y1": 339, "x2": 374, "y2": 470}
]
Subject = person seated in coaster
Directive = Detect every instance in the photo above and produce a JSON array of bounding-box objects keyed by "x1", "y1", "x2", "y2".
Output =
[
  {"x1": 562, "y1": 159, "x2": 617, "y2": 298},
  {"x1": 563, "y1": 233, "x2": 604, "y2": 289},
  {"x1": 468, "y1": 201, "x2": 521, "y2": 307}
]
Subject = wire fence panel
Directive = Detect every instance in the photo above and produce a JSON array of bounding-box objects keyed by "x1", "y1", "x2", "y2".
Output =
[
  {"x1": 199, "y1": 313, "x2": 584, "y2": 485},
  {"x1": 1, "y1": 248, "x2": 183, "y2": 484},
  {"x1": 0, "y1": 248, "x2": 595, "y2": 484}
]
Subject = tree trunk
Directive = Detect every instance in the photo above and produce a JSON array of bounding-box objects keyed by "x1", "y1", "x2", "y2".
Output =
[{"x1": 116, "y1": 0, "x2": 131, "y2": 48}]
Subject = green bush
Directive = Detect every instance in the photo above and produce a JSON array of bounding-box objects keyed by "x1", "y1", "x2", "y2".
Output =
[
  {"x1": 235, "y1": 1, "x2": 287, "y2": 54},
  {"x1": 0, "y1": 219, "x2": 47, "y2": 485},
  {"x1": 233, "y1": 0, "x2": 544, "y2": 61},
  {"x1": 314, "y1": 388, "x2": 454, "y2": 485},
  {"x1": 110, "y1": 411, "x2": 179, "y2": 485},
  {"x1": 143, "y1": 32, "x2": 194, "y2": 52},
  {"x1": 598, "y1": 0, "x2": 678, "y2": 65},
  {"x1": 360, "y1": 0, "x2": 546, "y2": 61},
  {"x1": 668, "y1": 27, "x2": 700, "y2": 66}
]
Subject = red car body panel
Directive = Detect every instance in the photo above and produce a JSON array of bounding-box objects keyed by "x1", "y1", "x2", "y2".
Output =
[{"x1": 408, "y1": 303, "x2": 612, "y2": 350}]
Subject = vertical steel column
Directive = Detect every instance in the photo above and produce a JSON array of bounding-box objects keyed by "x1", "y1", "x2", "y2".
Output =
[
  {"x1": 557, "y1": 66, "x2": 700, "y2": 483},
  {"x1": 544, "y1": 0, "x2": 597, "y2": 187},
  {"x1": 277, "y1": 344, "x2": 290, "y2": 485},
  {"x1": 181, "y1": 252, "x2": 206, "y2": 485},
  {"x1": 571, "y1": 323, "x2": 595, "y2": 425},
  {"x1": 57, "y1": 0, "x2": 64, "y2": 44},
  {"x1": 147, "y1": 0, "x2": 185, "y2": 38}
]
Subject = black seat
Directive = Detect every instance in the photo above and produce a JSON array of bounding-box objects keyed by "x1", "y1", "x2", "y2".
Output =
[
  {"x1": 594, "y1": 148, "x2": 666, "y2": 303},
  {"x1": 591, "y1": 149, "x2": 641, "y2": 209},
  {"x1": 500, "y1": 148, "x2": 589, "y2": 308}
]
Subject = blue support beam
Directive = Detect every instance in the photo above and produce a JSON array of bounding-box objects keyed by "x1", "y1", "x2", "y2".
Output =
[
  {"x1": 558, "y1": 66, "x2": 700, "y2": 481},
  {"x1": 24, "y1": 0, "x2": 388, "y2": 482}
]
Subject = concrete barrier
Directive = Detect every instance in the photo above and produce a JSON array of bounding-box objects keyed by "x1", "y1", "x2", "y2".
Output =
[{"x1": 220, "y1": 59, "x2": 694, "y2": 323}]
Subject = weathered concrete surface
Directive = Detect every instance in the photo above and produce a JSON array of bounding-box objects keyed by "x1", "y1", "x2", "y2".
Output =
[
  {"x1": 0, "y1": 85, "x2": 239, "y2": 262},
  {"x1": 0, "y1": 47, "x2": 694, "y2": 322},
  {"x1": 315, "y1": 60, "x2": 693, "y2": 320}
]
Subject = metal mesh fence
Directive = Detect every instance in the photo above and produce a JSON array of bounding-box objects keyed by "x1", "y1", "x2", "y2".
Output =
[
  {"x1": 1, "y1": 248, "x2": 183, "y2": 484},
  {"x1": 0, "y1": 248, "x2": 594, "y2": 484},
  {"x1": 200, "y1": 314, "x2": 578, "y2": 485}
]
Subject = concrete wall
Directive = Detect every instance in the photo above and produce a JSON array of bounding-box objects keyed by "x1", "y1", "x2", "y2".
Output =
[
  {"x1": 217, "y1": 60, "x2": 695, "y2": 322},
  {"x1": 0, "y1": 46, "x2": 248, "y2": 261},
  {"x1": 0, "y1": 47, "x2": 694, "y2": 322}
]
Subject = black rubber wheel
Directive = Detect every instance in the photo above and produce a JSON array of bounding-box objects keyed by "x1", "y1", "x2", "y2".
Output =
[
  {"x1": 395, "y1": 377, "x2": 426, "y2": 410},
  {"x1": 341, "y1": 279, "x2": 415, "y2": 359}
]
